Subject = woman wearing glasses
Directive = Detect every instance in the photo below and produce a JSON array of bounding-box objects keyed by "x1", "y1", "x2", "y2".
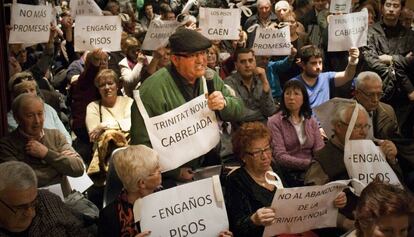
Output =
[
  {"x1": 267, "y1": 80, "x2": 324, "y2": 187},
  {"x1": 225, "y1": 122, "x2": 282, "y2": 237},
  {"x1": 225, "y1": 122, "x2": 345, "y2": 236}
]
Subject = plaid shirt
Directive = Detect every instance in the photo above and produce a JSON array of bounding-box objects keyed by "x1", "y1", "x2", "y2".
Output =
[{"x1": 0, "y1": 190, "x2": 90, "y2": 237}]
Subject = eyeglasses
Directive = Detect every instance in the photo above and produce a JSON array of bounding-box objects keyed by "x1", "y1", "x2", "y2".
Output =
[
  {"x1": 358, "y1": 89, "x2": 384, "y2": 100},
  {"x1": 174, "y1": 50, "x2": 208, "y2": 59},
  {"x1": 12, "y1": 75, "x2": 34, "y2": 88},
  {"x1": 0, "y1": 197, "x2": 38, "y2": 215},
  {"x1": 245, "y1": 145, "x2": 272, "y2": 158},
  {"x1": 340, "y1": 121, "x2": 372, "y2": 131}
]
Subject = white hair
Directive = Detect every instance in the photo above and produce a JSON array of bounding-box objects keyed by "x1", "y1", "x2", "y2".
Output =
[
  {"x1": 355, "y1": 71, "x2": 382, "y2": 90},
  {"x1": 257, "y1": 0, "x2": 271, "y2": 7},
  {"x1": 11, "y1": 93, "x2": 44, "y2": 121},
  {"x1": 113, "y1": 145, "x2": 159, "y2": 193},
  {"x1": 0, "y1": 161, "x2": 37, "y2": 194},
  {"x1": 331, "y1": 102, "x2": 369, "y2": 127}
]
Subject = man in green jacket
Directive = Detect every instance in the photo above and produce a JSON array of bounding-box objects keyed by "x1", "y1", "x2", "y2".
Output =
[{"x1": 131, "y1": 29, "x2": 243, "y2": 187}]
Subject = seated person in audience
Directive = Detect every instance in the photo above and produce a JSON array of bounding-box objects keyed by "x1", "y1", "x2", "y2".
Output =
[
  {"x1": 7, "y1": 72, "x2": 71, "y2": 144},
  {"x1": 268, "y1": 80, "x2": 324, "y2": 187},
  {"x1": 85, "y1": 69, "x2": 132, "y2": 182},
  {"x1": 0, "y1": 94, "x2": 84, "y2": 187},
  {"x1": 99, "y1": 145, "x2": 233, "y2": 237},
  {"x1": 291, "y1": 45, "x2": 359, "y2": 109},
  {"x1": 354, "y1": 71, "x2": 414, "y2": 191},
  {"x1": 343, "y1": 179, "x2": 414, "y2": 237},
  {"x1": 0, "y1": 161, "x2": 88, "y2": 236},
  {"x1": 225, "y1": 122, "x2": 346, "y2": 236},
  {"x1": 118, "y1": 36, "x2": 147, "y2": 97},
  {"x1": 305, "y1": 102, "x2": 400, "y2": 185},
  {"x1": 305, "y1": 102, "x2": 400, "y2": 230},
  {"x1": 224, "y1": 48, "x2": 277, "y2": 125}
]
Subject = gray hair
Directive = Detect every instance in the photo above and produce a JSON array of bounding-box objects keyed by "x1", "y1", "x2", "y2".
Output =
[
  {"x1": 0, "y1": 161, "x2": 38, "y2": 194},
  {"x1": 331, "y1": 102, "x2": 369, "y2": 126},
  {"x1": 113, "y1": 145, "x2": 159, "y2": 193},
  {"x1": 11, "y1": 94, "x2": 44, "y2": 120},
  {"x1": 257, "y1": 0, "x2": 271, "y2": 7},
  {"x1": 355, "y1": 71, "x2": 382, "y2": 90}
]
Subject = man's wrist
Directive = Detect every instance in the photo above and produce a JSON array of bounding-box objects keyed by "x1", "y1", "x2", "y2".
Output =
[{"x1": 348, "y1": 57, "x2": 359, "y2": 65}]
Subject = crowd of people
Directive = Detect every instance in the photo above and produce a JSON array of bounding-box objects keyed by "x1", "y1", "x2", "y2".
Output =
[{"x1": 1, "y1": 0, "x2": 414, "y2": 236}]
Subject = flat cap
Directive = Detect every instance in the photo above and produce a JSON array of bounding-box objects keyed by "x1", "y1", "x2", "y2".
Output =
[{"x1": 169, "y1": 28, "x2": 212, "y2": 54}]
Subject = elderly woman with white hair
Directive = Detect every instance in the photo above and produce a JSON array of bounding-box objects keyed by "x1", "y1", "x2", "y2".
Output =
[
  {"x1": 98, "y1": 145, "x2": 234, "y2": 237},
  {"x1": 98, "y1": 145, "x2": 161, "y2": 237}
]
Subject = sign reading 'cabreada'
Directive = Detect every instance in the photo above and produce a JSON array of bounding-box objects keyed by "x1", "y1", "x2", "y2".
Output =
[
  {"x1": 9, "y1": 3, "x2": 52, "y2": 44},
  {"x1": 74, "y1": 16, "x2": 122, "y2": 52},
  {"x1": 252, "y1": 26, "x2": 291, "y2": 56},
  {"x1": 139, "y1": 176, "x2": 228, "y2": 236},
  {"x1": 141, "y1": 20, "x2": 180, "y2": 51},
  {"x1": 263, "y1": 181, "x2": 350, "y2": 236},
  {"x1": 134, "y1": 89, "x2": 220, "y2": 172},
  {"x1": 328, "y1": 10, "x2": 368, "y2": 52},
  {"x1": 199, "y1": 7, "x2": 241, "y2": 40}
]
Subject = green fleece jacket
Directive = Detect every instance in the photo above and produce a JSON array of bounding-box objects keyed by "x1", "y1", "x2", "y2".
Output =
[{"x1": 131, "y1": 67, "x2": 243, "y2": 178}]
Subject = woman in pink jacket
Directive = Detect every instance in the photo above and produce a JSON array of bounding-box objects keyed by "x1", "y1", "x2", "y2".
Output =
[{"x1": 267, "y1": 79, "x2": 324, "y2": 187}]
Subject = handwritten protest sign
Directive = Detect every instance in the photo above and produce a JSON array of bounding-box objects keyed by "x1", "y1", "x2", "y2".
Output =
[
  {"x1": 329, "y1": 0, "x2": 352, "y2": 13},
  {"x1": 138, "y1": 176, "x2": 228, "y2": 236},
  {"x1": 133, "y1": 81, "x2": 220, "y2": 172},
  {"x1": 328, "y1": 10, "x2": 368, "y2": 52},
  {"x1": 343, "y1": 105, "x2": 401, "y2": 195},
  {"x1": 141, "y1": 20, "x2": 180, "y2": 51},
  {"x1": 252, "y1": 26, "x2": 291, "y2": 56},
  {"x1": 199, "y1": 7, "x2": 241, "y2": 40},
  {"x1": 74, "y1": 15, "x2": 122, "y2": 52},
  {"x1": 313, "y1": 97, "x2": 355, "y2": 140},
  {"x1": 263, "y1": 180, "x2": 350, "y2": 236},
  {"x1": 70, "y1": 0, "x2": 102, "y2": 17},
  {"x1": 9, "y1": 3, "x2": 52, "y2": 44}
]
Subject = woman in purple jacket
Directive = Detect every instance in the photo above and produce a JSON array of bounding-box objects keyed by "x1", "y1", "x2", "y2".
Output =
[{"x1": 267, "y1": 80, "x2": 324, "y2": 187}]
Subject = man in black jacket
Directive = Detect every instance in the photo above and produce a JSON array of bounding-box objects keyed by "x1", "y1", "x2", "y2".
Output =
[{"x1": 362, "y1": 0, "x2": 414, "y2": 137}]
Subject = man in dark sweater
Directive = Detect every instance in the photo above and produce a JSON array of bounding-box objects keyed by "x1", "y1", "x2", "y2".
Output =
[{"x1": 0, "y1": 161, "x2": 88, "y2": 236}]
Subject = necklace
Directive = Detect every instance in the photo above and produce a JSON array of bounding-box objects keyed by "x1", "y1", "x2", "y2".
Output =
[{"x1": 246, "y1": 168, "x2": 272, "y2": 188}]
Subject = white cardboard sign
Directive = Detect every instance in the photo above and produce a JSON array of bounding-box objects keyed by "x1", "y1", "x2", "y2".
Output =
[
  {"x1": 199, "y1": 7, "x2": 241, "y2": 40},
  {"x1": 343, "y1": 105, "x2": 402, "y2": 195},
  {"x1": 252, "y1": 26, "x2": 291, "y2": 56},
  {"x1": 263, "y1": 180, "x2": 350, "y2": 236},
  {"x1": 70, "y1": 0, "x2": 103, "y2": 17},
  {"x1": 141, "y1": 20, "x2": 180, "y2": 51},
  {"x1": 328, "y1": 11, "x2": 368, "y2": 52},
  {"x1": 329, "y1": 0, "x2": 352, "y2": 13},
  {"x1": 139, "y1": 176, "x2": 228, "y2": 236},
  {"x1": 9, "y1": 3, "x2": 52, "y2": 44},
  {"x1": 74, "y1": 15, "x2": 122, "y2": 52},
  {"x1": 133, "y1": 82, "x2": 221, "y2": 172}
]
